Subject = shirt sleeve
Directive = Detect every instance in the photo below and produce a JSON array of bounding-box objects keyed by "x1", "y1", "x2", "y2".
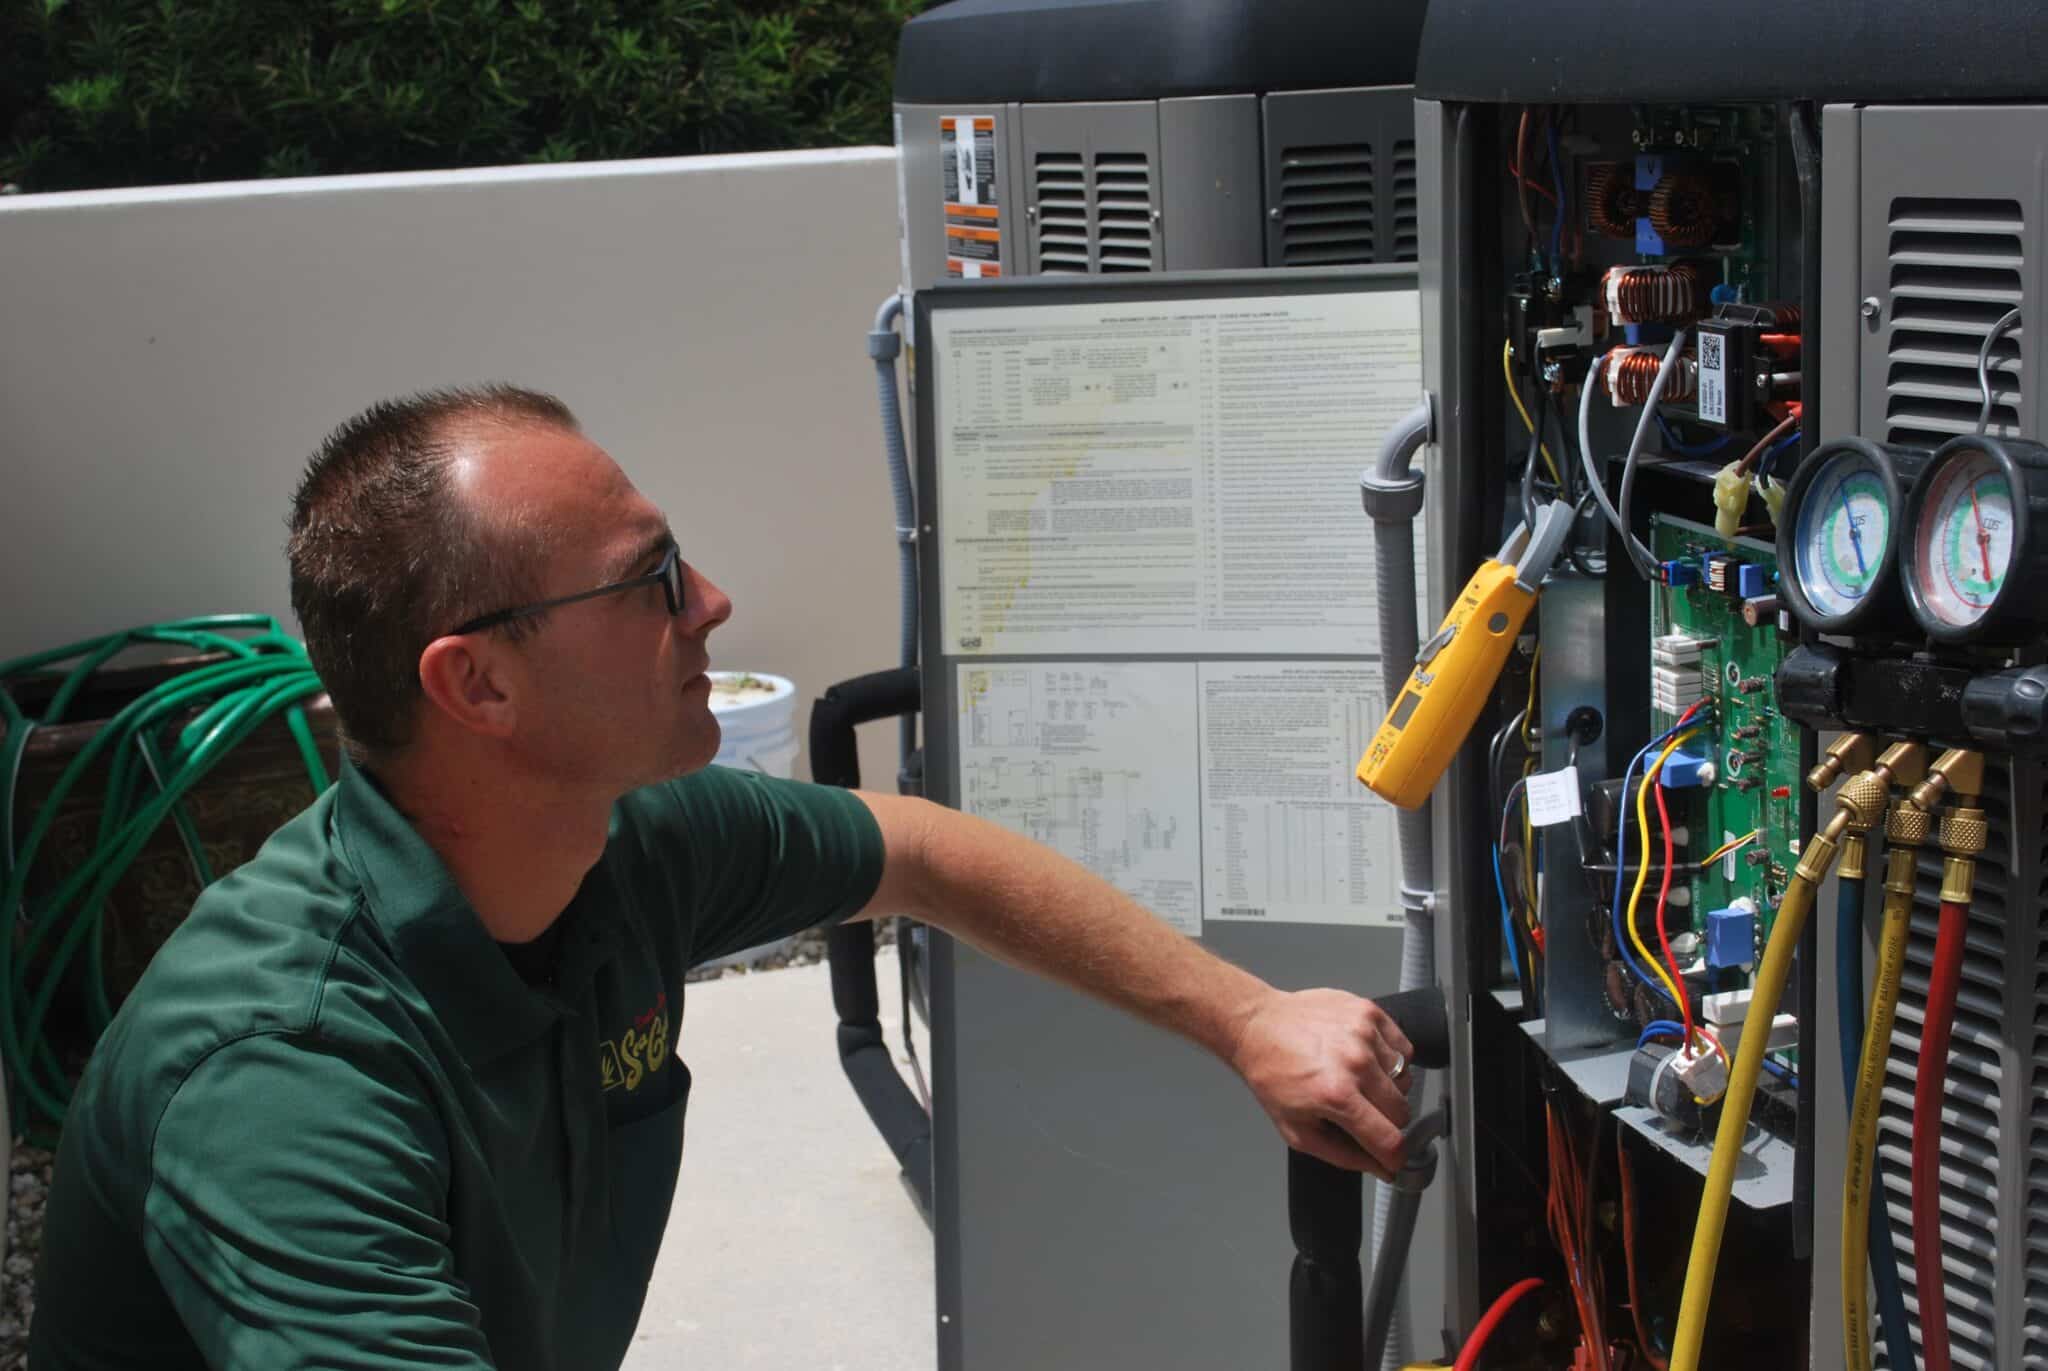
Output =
[
  {"x1": 631, "y1": 765, "x2": 887, "y2": 969},
  {"x1": 142, "y1": 1031, "x2": 496, "y2": 1370}
]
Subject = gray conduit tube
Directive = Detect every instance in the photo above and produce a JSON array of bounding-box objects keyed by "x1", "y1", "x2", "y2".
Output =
[
  {"x1": 1361, "y1": 1109, "x2": 1448, "y2": 1369},
  {"x1": 1357, "y1": 394, "x2": 1436, "y2": 1371},
  {"x1": 869, "y1": 293, "x2": 919, "y2": 767}
]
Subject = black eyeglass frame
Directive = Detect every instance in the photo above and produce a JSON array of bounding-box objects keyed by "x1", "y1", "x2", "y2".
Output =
[{"x1": 448, "y1": 541, "x2": 684, "y2": 636}]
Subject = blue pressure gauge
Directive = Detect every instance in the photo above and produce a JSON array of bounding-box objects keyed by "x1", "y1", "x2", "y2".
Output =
[{"x1": 1778, "y1": 438, "x2": 1925, "y2": 635}]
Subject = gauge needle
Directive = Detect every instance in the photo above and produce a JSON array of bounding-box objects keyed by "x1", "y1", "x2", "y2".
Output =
[
  {"x1": 1839, "y1": 488, "x2": 1868, "y2": 575},
  {"x1": 1968, "y1": 484, "x2": 1994, "y2": 582}
]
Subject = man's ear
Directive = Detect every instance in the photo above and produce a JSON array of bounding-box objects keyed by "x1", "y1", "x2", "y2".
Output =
[{"x1": 417, "y1": 636, "x2": 518, "y2": 740}]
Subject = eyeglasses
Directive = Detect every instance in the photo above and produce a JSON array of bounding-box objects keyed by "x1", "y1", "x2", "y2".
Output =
[{"x1": 448, "y1": 541, "x2": 684, "y2": 636}]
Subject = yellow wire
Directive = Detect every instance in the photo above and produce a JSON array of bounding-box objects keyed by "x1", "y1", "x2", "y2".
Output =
[
  {"x1": 1669, "y1": 848, "x2": 1833, "y2": 1371},
  {"x1": 1842, "y1": 868, "x2": 1914, "y2": 1371},
  {"x1": 1697, "y1": 828, "x2": 1762, "y2": 870},
  {"x1": 1521, "y1": 644, "x2": 1542, "y2": 749},
  {"x1": 1502, "y1": 338, "x2": 1565, "y2": 488},
  {"x1": 1628, "y1": 727, "x2": 1704, "y2": 1034}
]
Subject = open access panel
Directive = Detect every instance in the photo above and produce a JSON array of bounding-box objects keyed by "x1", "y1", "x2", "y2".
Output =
[{"x1": 915, "y1": 267, "x2": 1434, "y2": 1369}]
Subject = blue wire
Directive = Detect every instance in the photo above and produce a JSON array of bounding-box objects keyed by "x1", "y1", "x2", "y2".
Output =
[
  {"x1": 1760, "y1": 1057, "x2": 1799, "y2": 1089},
  {"x1": 1757, "y1": 429, "x2": 1802, "y2": 483},
  {"x1": 1610, "y1": 715, "x2": 1708, "y2": 1018},
  {"x1": 1492, "y1": 845, "x2": 1525, "y2": 987},
  {"x1": 1637, "y1": 1019, "x2": 1686, "y2": 1049},
  {"x1": 1547, "y1": 121, "x2": 1567, "y2": 274},
  {"x1": 1655, "y1": 412, "x2": 1737, "y2": 458}
]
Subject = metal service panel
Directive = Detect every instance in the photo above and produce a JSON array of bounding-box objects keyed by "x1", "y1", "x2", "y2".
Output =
[{"x1": 915, "y1": 268, "x2": 1434, "y2": 1370}]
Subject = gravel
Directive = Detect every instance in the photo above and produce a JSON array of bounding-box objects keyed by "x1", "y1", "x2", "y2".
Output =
[
  {"x1": 1, "y1": 928, "x2": 909, "y2": 1363},
  {"x1": 1, "y1": 1141, "x2": 53, "y2": 1369}
]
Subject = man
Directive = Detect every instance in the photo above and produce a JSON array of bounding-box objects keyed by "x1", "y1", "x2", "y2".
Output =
[{"x1": 32, "y1": 386, "x2": 1414, "y2": 1369}]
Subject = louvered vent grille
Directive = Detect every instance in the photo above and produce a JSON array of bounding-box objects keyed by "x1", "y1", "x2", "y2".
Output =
[
  {"x1": 1277, "y1": 144, "x2": 1375, "y2": 266},
  {"x1": 1873, "y1": 762, "x2": 2010, "y2": 1370},
  {"x1": 1886, "y1": 197, "x2": 2024, "y2": 446},
  {"x1": 1093, "y1": 152, "x2": 1155, "y2": 272},
  {"x1": 1034, "y1": 151, "x2": 1090, "y2": 273},
  {"x1": 1392, "y1": 139, "x2": 1418, "y2": 262},
  {"x1": 2022, "y1": 767, "x2": 2048, "y2": 1367}
]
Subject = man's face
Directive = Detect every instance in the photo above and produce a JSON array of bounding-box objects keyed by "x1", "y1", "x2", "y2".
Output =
[{"x1": 448, "y1": 421, "x2": 734, "y2": 792}]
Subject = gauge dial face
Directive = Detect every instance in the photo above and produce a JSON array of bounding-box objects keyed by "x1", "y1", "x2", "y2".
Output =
[
  {"x1": 1793, "y1": 452, "x2": 1891, "y2": 619},
  {"x1": 1914, "y1": 448, "x2": 2015, "y2": 630}
]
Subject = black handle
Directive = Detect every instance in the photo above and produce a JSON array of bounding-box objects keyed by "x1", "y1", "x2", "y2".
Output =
[{"x1": 1287, "y1": 986, "x2": 1449, "y2": 1371}]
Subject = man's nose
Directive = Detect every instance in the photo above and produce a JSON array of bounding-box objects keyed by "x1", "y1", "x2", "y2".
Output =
[{"x1": 687, "y1": 563, "x2": 733, "y2": 634}]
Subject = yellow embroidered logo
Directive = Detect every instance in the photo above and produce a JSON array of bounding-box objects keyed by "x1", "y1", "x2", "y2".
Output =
[{"x1": 599, "y1": 992, "x2": 670, "y2": 1092}]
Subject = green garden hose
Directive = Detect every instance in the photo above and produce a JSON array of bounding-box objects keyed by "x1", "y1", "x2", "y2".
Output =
[{"x1": 0, "y1": 617, "x2": 331, "y2": 1136}]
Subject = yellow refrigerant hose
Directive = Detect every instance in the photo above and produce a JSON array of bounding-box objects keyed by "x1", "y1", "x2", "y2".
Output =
[
  {"x1": 1667, "y1": 769, "x2": 1889, "y2": 1371},
  {"x1": 1841, "y1": 801, "x2": 1927, "y2": 1371}
]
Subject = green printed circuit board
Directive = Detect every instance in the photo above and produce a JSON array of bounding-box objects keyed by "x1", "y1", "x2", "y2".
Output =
[{"x1": 1648, "y1": 516, "x2": 1802, "y2": 963}]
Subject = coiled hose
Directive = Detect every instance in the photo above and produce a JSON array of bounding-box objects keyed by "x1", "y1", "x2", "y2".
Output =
[{"x1": 1, "y1": 617, "x2": 329, "y2": 1136}]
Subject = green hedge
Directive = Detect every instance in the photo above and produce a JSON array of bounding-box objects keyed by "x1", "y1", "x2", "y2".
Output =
[{"x1": 0, "y1": 0, "x2": 922, "y2": 193}]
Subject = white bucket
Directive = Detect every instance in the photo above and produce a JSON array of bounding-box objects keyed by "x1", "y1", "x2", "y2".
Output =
[
  {"x1": 695, "y1": 671, "x2": 805, "y2": 974},
  {"x1": 708, "y1": 672, "x2": 800, "y2": 779}
]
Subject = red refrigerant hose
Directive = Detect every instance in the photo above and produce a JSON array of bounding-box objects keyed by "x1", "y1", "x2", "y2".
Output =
[
  {"x1": 1910, "y1": 898, "x2": 1970, "y2": 1371},
  {"x1": 1454, "y1": 1278, "x2": 1545, "y2": 1371}
]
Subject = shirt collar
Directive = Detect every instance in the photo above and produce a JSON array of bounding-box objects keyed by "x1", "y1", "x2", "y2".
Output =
[{"x1": 331, "y1": 759, "x2": 619, "y2": 1069}]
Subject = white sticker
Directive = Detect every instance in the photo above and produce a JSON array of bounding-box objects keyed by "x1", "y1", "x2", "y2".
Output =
[
  {"x1": 1524, "y1": 767, "x2": 1583, "y2": 826},
  {"x1": 1722, "y1": 828, "x2": 1739, "y2": 882},
  {"x1": 1697, "y1": 330, "x2": 1726, "y2": 426}
]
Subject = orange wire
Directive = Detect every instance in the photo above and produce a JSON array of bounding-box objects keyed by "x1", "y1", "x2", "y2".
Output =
[{"x1": 1617, "y1": 1136, "x2": 1669, "y2": 1370}]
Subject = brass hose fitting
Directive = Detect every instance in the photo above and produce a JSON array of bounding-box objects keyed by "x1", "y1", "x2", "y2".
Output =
[
  {"x1": 1809, "y1": 733, "x2": 1878, "y2": 793},
  {"x1": 1909, "y1": 748, "x2": 1984, "y2": 814},
  {"x1": 1938, "y1": 802, "x2": 1988, "y2": 904}
]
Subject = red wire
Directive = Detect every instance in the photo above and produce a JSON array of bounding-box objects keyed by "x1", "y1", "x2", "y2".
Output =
[
  {"x1": 1454, "y1": 1277, "x2": 1546, "y2": 1371},
  {"x1": 1912, "y1": 898, "x2": 1969, "y2": 1371},
  {"x1": 1652, "y1": 778, "x2": 1695, "y2": 1047}
]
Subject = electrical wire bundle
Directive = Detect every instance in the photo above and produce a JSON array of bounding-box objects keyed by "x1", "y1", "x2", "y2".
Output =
[
  {"x1": 1544, "y1": 1096, "x2": 1610, "y2": 1370},
  {"x1": 0, "y1": 616, "x2": 330, "y2": 1136}
]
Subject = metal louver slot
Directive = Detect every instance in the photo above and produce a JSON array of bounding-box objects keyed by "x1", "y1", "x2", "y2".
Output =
[
  {"x1": 1092, "y1": 151, "x2": 1155, "y2": 272},
  {"x1": 1034, "y1": 151, "x2": 1091, "y2": 273},
  {"x1": 1885, "y1": 196, "x2": 2024, "y2": 445},
  {"x1": 1873, "y1": 764, "x2": 2011, "y2": 1370},
  {"x1": 1392, "y1": 139, "x2": 1418, "y2": 262},
  {"x1": 1278, "y1": 144, "x2": 1374, "y2": 267},
  {"x1": 2022, "y1": 768, "x2": 2048, "y2": 1367}
]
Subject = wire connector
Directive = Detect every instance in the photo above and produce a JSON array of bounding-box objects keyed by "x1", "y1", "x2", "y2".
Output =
[{"x1": 1712, "y1": 460, "x2": 1748, "y2": 538}]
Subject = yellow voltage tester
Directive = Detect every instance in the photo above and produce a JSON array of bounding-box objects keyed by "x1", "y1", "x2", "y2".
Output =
[{"x1": 1358, "y1": 500, "x2": 1574, "y2": 809}]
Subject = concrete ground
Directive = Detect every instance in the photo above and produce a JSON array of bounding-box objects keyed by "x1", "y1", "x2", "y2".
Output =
[{"x1": 626, "y1": 947, "x2": 937, "y2": 1371}]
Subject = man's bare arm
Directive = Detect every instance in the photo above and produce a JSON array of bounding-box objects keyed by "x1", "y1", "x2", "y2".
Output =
[{"x1": 850, "y1": 791, "x2": 1415, "y2": 1177}]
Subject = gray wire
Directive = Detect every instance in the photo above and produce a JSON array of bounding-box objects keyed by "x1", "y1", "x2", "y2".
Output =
[
  {"x1": 1976, "y1": 307, "x2": 2023, "y2": 435},
  {"x1": 1577, "y1": 347, "x2": 1669, "y2": 580},
  {"x1": 1614, "y1": 330, "x2": 1689, "y2": 578}
]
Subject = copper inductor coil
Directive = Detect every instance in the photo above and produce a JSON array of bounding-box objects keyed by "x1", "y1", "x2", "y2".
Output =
[
  {"x1": 1605, "y1": 348, "x2": 1697, "y2": 406},
  {"x1": 1762, "y1": 302, "x2": 1802, "y2": 330},
  {"x1": 1648, "y1": 170, "x2": 1717, "y2": 248},
  {"x1": 1602, "y1": 263, "x2": 1704, "y2": 324},
  {"x1": 1583, "y1": 162, "x2": 1638, "y2": 239}
]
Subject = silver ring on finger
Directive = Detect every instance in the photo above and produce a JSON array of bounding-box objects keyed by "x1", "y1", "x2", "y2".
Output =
[{"x1": 1389, "y1": 1053, "x2": 1408, "y2": 1082}]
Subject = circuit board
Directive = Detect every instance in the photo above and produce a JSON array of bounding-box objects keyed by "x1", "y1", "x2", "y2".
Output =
[
  {"x1": 1628, "y1": 104, "x2": 1779, "y2": 304},
  {"x1": 1649, "y1": 515, "x2": 1801, "y2": 963}
]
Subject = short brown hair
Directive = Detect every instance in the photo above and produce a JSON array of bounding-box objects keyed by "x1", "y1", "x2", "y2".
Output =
[{"x1": 287, "y1": 385, "x2": 578, "y2": 765}]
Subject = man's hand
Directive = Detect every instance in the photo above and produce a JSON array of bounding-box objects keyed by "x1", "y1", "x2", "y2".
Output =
[{"x1": 1231, "y1": 988, "x2": 1416, "y2": 1180}]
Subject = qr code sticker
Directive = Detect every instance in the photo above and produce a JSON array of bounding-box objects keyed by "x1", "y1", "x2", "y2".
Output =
[{"x1": 1699, "y1": 332, "x2": 1724, "y2": 369}]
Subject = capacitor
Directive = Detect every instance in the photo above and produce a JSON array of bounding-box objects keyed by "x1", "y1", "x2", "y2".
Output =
[{"x1": 1740, "y1": 595, "x2": 1783, "y2": 627}]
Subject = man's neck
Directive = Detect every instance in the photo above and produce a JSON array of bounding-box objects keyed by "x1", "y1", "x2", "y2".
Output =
[{"x1": 374, "y1": 752, "x2": 613, "y2": 944}]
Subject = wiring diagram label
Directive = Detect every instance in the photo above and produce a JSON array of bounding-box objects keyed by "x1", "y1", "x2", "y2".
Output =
[
  {"x1": 1199, "y1": 662, "x2": 1400, "y2": 928},
  {"x1": 957, "y1": 662, "x2": 1202, "y2": 935},
  {"x1": 932, "y1": 289, "x2": 1425, "y2": 657}
]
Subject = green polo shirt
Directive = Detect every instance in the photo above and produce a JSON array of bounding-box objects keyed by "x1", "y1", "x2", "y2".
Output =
[{"x1": 31, "y1": 760, "x2": 885, "y2": 1370}]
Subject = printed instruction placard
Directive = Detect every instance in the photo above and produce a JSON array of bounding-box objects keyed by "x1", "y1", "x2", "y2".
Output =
[
  {"x1": 933, "y1": 289, "x2": 1424, "y2": 656},
  {"x1": 1199, "y1": 662, "x2": 1401, "y2": 929},
  {"x1": 956, "y1": 662, "x2": 1201, "y2": 934}
]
